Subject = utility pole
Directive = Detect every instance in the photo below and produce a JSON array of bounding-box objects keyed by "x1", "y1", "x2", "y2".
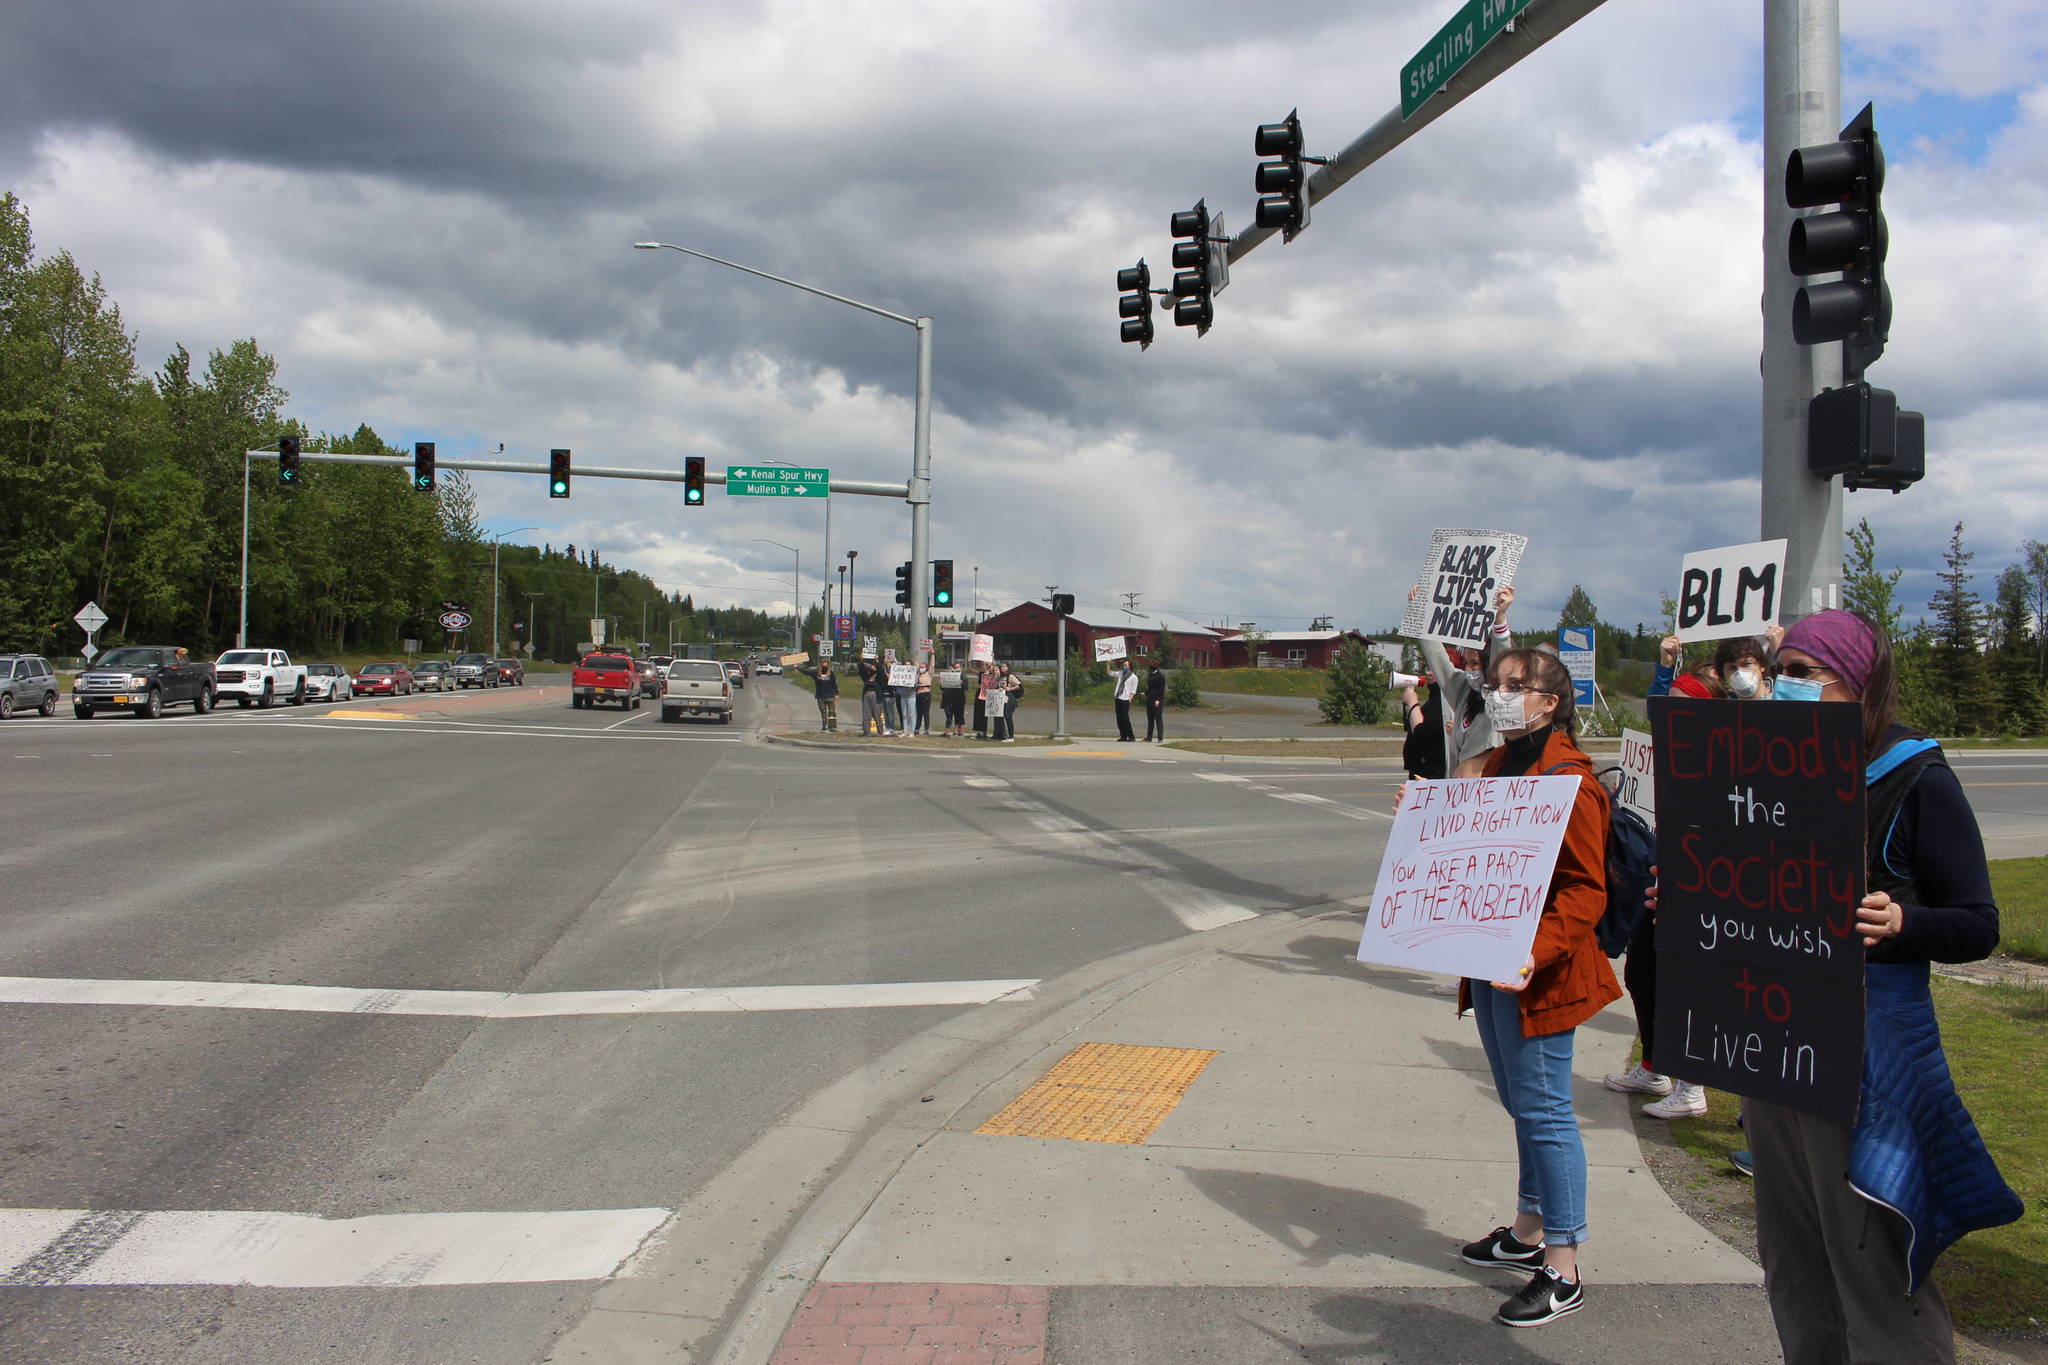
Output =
[
  {"x1": 1048, "y1": 586, "x2": 1069, "y2": 740},
  {"x1": 1763, "y1": 0, "x2": 1844, "y2": 621},
  {"x1": 1120, "y1": 592, "x2": 1143, "y2": 617},
  {"x1": 523, "y1": 593, "x2": 542, "y2": 658}
]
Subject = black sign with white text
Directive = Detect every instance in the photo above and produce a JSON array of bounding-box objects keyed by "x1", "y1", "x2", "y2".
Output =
[{"x1": 1650, "y1": 697, "x2": 1866, "y2": 1123}]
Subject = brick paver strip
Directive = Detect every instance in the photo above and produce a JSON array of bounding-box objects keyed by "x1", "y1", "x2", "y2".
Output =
[{"x1": 770, "y1": 1283, "x2": 1049, "y2": 1365}]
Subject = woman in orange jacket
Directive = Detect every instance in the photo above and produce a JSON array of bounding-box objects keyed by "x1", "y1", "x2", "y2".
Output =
[{"x1": 1455, "y1": 647, "x2": 1621, "y2": 1328}]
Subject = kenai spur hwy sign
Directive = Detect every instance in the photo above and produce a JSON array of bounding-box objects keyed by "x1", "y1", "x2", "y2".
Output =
[
  {"x1": 725, "y1": 465, "x2": 830, "y2": 498},
  {"x1": 1402, "y1": 0, "x2": 1530, "y2": 119}
]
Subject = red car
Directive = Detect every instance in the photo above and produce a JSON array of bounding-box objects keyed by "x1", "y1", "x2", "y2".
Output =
[{"x1": 353, "y1": 662, "x2": 415, "y2": 695}]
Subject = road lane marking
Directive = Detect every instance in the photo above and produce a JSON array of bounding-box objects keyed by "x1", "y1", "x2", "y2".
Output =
[
  {"x1": 960, "y1": 776, "x2": 1012, "y2": 788},
  {"x1": 602, "y1": 708, "x2": 653, "y2": 730},
  {"x1": 1195, "y1": 769, "x2": 1392, "y2": 821},
  {"x1": 0, "y1": 976, "x2": 1039, "y2": 1016},
  {"x1": 256, "y1": 721, "x2": 742, "y2": 743},
  {"x1": 0, "y1": 1207, "x2": 669, "y2": 1287}
]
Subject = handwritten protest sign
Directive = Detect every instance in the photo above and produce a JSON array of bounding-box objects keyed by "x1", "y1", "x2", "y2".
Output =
[
  {"x1": 1400, "y1": 529, "x2": 1529, "y2": 649},
  {"x1": 969, "y1": 634, "x2": 995, "y2": 664},
  {"x1": 888, "y1": 663, "x2": 917, "y2": 688},
  {"x1": 1650, "y1": 697, "x2": 1865, "y2": 1124},
  {"x1": 938, "y1": 669, "x2": 963, "y2": 689},
  {"x1": 1675, "y1": 539, "x2": 1787, "y2": 644},
  {"x1": 1615, "y1": 728, "x2": 1656, "y2": 827},
  {"x1": 1359, "y1": 776, "x2": 1581, "y2": 983},
  {"x1": 780, "y1": 652, "x2": 810, "y2": 668},
  {"x1": 1093, "y1": 635, "x2": 1128, "y2": 663}
]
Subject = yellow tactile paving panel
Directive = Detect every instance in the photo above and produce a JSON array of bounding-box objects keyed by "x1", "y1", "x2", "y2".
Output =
[{"x1": 975, "y1": 1042, "x2": 1219, "y2": 1144}]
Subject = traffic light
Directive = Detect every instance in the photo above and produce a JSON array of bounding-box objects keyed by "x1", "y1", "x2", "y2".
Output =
[
  {"x1": 549, "y1": 448, "x2": 571, "y2": 498},
  {"x1": 1169, "y1": 200, "x2": 1214, "y2": 335},
  {"x1": 412, "y1": 441, "x2": 436, "y2": 492},
  {"x1": 1253, "y1": 109, "x2": 1312, "y2": 241},
  {"x1": 1807, "y1": 383, "x2": 1925, "y2": 493},
  {"x1": 1052, "y1": 593, "x2": 1075, "y2": 616},
  {"x1": 1786, "y1": 103, "x2": 1888, "y2": 380},
  {"x1": 931, "y1": 559, "x2": 954, "y2": 608},
  {"x1": 684, "y1": 456, "x2": 705, "y2": 506},
  {"x1": 278, "y1": 435, "x2": 300, "y2": 485},
  {"x1": 894, "y1": 561, "x2": 913, "y2": 608},
  {"x1": 1117, "y1": 260, "x2": 1154, "y2": 348}
]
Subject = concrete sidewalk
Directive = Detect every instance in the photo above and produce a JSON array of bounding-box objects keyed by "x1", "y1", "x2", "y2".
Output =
[{"x1": 738, "y1": 911, "x2": 1778, "y2": 1365}]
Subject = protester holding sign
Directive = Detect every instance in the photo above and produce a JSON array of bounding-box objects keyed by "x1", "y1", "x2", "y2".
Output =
[
  {"x1": 1455, "y1": 647, "x2": 1620, "y2": 1329},
  {"x1": 1735, "y1": 611, "x2": 2018, "y2": 1364},
  {"x1": 1409, "y1": 584, "x2": 1518, "y2": 777},
  {"x1": 1113, "y1": 660, "x2": 1140, "y2": 741},
  {"x1": 939, "y1": 666, "x2": 966, "y2": 737}
]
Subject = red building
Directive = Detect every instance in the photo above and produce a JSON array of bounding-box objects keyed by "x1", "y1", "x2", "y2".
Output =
[
  {"x1": 1213, "y1": 629, "x2": 1372, "y2": 670},
  {"x1": 973, "y1": 603, "x2": 1224, "y2": 668}
]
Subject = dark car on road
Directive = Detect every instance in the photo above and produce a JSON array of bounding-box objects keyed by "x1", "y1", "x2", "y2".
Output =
[
  {"x1": 493, "y1": 658, "x2": 525, "y2": 686},
  {"x1": 413, "y1": 660, "x2": 453, "y2": 692},
  {"x1": 637, "y1": 657, "x2": 670, "y2": 697},
  {"x1": 71, "y1": 646, "x2": 215, "y2": 719},
  {"x1": 450, "y1": 653, "x2": 499, "y2": 688},
  {"x1": 353, "y1": 663, "x2": 415, "y2": 696},
  {"x1": 0, "y1": 654, "x2": 60, "y2": 718}
]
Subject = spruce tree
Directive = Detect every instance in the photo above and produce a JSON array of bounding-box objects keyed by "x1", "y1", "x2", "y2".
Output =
[{"x1": 1927, "y1": 523, "x2": 1996, "y2": 734}]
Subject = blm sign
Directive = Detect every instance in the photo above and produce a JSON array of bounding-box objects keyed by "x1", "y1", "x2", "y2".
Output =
[
  {"x1": 1400, "y1": 529, "x2": 1528, "y2": 650},
  {"x1": 1675, "y1": 539, "x2": 1787, "y2": 644},
  {"x1": 1650, "y1": 697, "x2": 1865, "y2": 1123}
]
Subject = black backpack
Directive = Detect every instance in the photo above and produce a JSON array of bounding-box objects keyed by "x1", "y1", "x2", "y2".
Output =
[{"x1": 1543, "y1": 761, "x2": 1657, "y2": 958}]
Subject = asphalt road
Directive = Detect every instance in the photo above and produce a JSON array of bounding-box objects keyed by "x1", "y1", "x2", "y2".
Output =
[
  {"x1": 0, "y1": 679, "x2": 1399, "y2": 1364},
  {"x1": 2, "y1": 679, "x2": 2041, "y2": 1363}
]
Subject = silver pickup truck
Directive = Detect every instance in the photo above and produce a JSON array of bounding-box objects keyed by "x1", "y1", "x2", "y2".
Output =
[{"x1": 659, "y1": 659, "x2": 734, "y2": 724}]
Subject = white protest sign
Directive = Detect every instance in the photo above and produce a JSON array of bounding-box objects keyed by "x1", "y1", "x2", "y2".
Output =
[
  {"x1": 938, "y1": 669, "x2": 964, "y2": 689},
  {"x1": 1093, "y1": 635, "x2": 1128, "y2": 663},
  {"x1": 1358, "y1": 775, "x2": 1581, "y2": 983},
  {"x1": 1675, "y1": 539, "x2": 1787, "y2": 644},
  {"x1": 1400, "y1": 529, "x2": 1529, "y2": 649},
  {"x1": 1615, "y1": 729, "x2": 1656, "y2": 827},
  {"x1": 888, "y1": 663, "x2": 917, "y2": 688},
  {"x1": 969, "y1": 633, "x2": 995, "y2": 664}
]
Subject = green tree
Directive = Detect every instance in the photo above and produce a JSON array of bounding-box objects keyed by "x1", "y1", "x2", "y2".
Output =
[
  {"x1": 1153, "y1": 627, "x2": 1177, "y2": 668},
  {"x1": 1557, "y1": 585, "x2": 1599, "y2": 631},
  {"x1": 1926, "y1": 523, "x2": 1996, "y2": 734},
  {"x1": 1843, "y1": 517, "x2": 1904, "y2": 640},
  {"x1": 1990, "y1": 564, "x2": 2047, "y2": 736},
  {"x1": 1167, "y1": 662, "x2": 1201, "y2": 708},
  {"x1": 1318, "y1": 638, "x2": 1389, "y2": 725}
]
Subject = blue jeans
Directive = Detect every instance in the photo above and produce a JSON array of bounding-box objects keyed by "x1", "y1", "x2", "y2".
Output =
[{"x1": 1468, "y1": 983, "x2": 1588, "y2": 1246}]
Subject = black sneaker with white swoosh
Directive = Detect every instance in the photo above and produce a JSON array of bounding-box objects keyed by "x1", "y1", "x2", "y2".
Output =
[
  {"x1": 1496, "y1": 1263, "x2": 1584, "y2": 1327},
  {"x1": 1459, "y1": 1226, "x2": 1542, "y2": 1270}
]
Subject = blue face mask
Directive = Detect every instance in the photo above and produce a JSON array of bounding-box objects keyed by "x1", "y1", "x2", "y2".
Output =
[{"x1": 1773, "y1": 674, "x2": 1824, "y2": 703}]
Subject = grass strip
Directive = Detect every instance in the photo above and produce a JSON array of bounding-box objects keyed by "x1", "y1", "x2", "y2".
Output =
[{"x1": 1988, "y1": 858, "x2": 2048, "y2": 964}]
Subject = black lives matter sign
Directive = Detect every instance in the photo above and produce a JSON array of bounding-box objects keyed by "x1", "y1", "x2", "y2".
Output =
[
  {"x1": 1650, "y1": 697, "x2": 1865, "y2": 1124},
  {"x1": 1400, "y1": 529, "x2": 1528, "y2": 650}
]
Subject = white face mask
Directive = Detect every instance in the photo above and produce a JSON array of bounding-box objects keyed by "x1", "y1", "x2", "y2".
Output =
[
  {"x1": 1727, "y1": 666, "x2": 1761, "y2": 699},
  {"x1": 1484, "y1": 688, "x2": 1546, "y2": 734}
]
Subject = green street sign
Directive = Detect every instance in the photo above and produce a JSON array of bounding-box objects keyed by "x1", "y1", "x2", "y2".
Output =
[
  {"x1": 1401, "y1": 0, "x2": 1529, "y2": 120},
  {"x1": 725, "y1": 465, "x2": 830, "y2": 498}
]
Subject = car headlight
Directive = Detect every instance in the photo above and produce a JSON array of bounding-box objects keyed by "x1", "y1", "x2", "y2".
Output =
[{"x1": 129, "y1": 674, "x2": 153, "y2": 686}]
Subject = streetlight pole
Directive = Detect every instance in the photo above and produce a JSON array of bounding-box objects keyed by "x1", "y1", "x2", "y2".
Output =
[
  {"x1": 846, "y1": 550, "x2": 858, "y2": 647},
  {"x1": 489, "y1": 526, "x2": 538, "y2": 657},
  {"x1": 522, "y1": 592, "x2": 543, "y2": 659},
  {"x1": 755, "y1": 538, "x2": 800, "y2": 651},
  {"x1": 633, "y1": 241, "x2": 934, "y2": 655}
]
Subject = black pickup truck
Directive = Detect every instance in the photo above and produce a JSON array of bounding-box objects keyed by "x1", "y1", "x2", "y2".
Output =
[{"x1": 71, "y1": 647, "x2": 216, "y2": 719}]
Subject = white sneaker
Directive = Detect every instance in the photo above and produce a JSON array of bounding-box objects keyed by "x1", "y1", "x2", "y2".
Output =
[
  {"x1": 1642, "y1": 1083, "x2": 1708, "y2": 1119},
  {"x1": 1603, "y1": 1062, "x2": 1673, "y2": 1097}
]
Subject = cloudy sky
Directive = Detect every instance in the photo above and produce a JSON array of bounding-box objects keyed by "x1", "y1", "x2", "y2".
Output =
[{"x1": 6, "y1": 0, "x2": 2044, "y2": 636}]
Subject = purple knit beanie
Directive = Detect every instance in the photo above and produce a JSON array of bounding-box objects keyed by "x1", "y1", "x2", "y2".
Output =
[{"x1": 1779, "y1": 609, "x2": 1879, "y2": 697}]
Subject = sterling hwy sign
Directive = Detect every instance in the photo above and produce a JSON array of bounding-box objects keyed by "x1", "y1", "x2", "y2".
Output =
[
  {"x1": 1401, "y1": 0, "x2": 1530, "y2": 120},
  {"x1": 726, "y1": 465, "x2": 830, "y2": 498}
]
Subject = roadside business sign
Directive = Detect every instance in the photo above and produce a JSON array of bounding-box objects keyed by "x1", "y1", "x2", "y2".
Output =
[
  {"x1": 832, "y1": 614, "x2": 855, "y2": 641},
  {"x1": 1401, "y1": 0, "x2": 1530, "y2": 119},
  {"x1": 439, "y1": 610, "x2": 472, "y2": 631},
  {"x1": 725, "y1": 465, "x2": 829, "y2": 498},
  {"x1": 1557, "y1": 626, "x2": 1595, "y2": 706}
]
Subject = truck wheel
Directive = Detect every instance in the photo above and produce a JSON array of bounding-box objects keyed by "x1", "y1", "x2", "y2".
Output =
[
  {"x1": 74, "y1": 705, "x2": 93, "y2": 719},
  {"x1": 193, "y1": 688, "x2": 213, "y2": 715},
  {"x1": 721, "y1": 710, "x2": 732, "y2": 725},
  {"x1": 289, "y1": 679, "x2": 306, "y2": 705},
  {"x1": 236, "y1": 696, "x2": 252, "y2": 708},
  {"x1": 257, "y1": 683, "x2": 275, "y2": 709},
  {"x1": 136, "y1": 689, "x2": 163, "y2": 720}
]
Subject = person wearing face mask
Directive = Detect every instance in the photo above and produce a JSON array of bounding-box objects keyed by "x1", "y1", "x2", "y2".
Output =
[
  {"x1": 1410, "y1": 585, "x2": 1519, "y2": 778},
  {"x1": 1454, "y1": 648, "x2": 1620, "y2": 1329}
]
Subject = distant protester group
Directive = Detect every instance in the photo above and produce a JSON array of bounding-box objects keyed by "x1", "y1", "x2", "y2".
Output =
[{"x1": 793, "y1": 656, "x2": 1171, "y2": 744}]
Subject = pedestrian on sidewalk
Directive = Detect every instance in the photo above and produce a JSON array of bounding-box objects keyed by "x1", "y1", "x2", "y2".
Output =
[
  {"x1": 889, "y1": 664, "x2": 915, "y2": 737},
  {"x1": 914, "y1": 660, "x2": 933, "y2": 734},
  {"x1": 1113, "y1": 658, "x2": 1139, "y2": 741},
  {"x1": 1394, "y1": 670, "x2": 1447, "y2": 780},
  {"x1": 939, "y1": 664, "x2": 967, "y2": 737},
  {"x1": 798, "y1": 659, "x2": 838, "y2": 732},
  {"x1": 858, "y1": 659, "x2": 888, "y2": 736},
  {"x1": 974, "y1": 663, "x2": 996, "y2": 739},
  {"x1": 1656, "y1": 610, "x2": 2018, "y2": 1365},
  {"x1": 1455, "y1": 647, "x2": 1618, "y2": 1329},
  {"x1": 1409, "y1": 584, "x2": 1517, "y2": 777},
  {"x1": 1143, "y1": 660, "x2": 1165, "y2": 741},
  {"x1": 990, "y1": 663, "x2": 1021, "y2": 742}
]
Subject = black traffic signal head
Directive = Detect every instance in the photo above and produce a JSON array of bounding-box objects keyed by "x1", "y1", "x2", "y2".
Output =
[
  {"x1": 277, "y1": 435, "x2": 301, "y2": 485},
  {"x1": 549, "y1": 448, "x2": 571, "y2": 498},
  {"x1": 894, "y1": 561, "x2": 912, "y2": 607},
  {"x1": 1052, "y1": 593, "x2": 1075, "y2": 616},
  {"x1": 1807, "y1": 381, "x2": 1923, "y2": 493},
  {"x1": 1117, "y1": 260, "x2": 1154, "y2": 348},
  {"x1": 1253, "y1": 109, "x2": 1311, "y2": 240},
  {"x1": 413, "y1": 441, "x2": 436, "y2": 492},
  {"x1": 932, "y1": 559, "x2": 954, "y2": 608},
  {"x1": 1169, "y1": 201, "x2": 1214, "y2": 335},
  {"x1": 684, "y1": 455, "x2": 705, "y2": 506},
  {"x1": 1786, "y1": 103, "x2": 1888, "y2": 379}
]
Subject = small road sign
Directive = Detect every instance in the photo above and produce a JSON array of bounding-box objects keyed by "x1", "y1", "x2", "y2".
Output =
[
  {"x1": 726, "y1": 465, "x2": 830, "y2": 498},
  {"x1": 80, "y1": 643, "x2": 99, "y2": 662},
  {"x1": 1557, "y1": 627, "x2": 1595, "y2": 707},
  {"x1": 74, "y1": 601, "x2": 108, "y2": 633},
  {"x1": 439, "y1": 611, "x2": 472, "y2": 631},
  {"x1": 1402, "y1": 0, "x2": 1530, "y2": 120}
]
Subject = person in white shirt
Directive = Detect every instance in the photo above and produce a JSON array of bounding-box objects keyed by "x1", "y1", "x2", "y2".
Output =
[{"x1": 1112, "y1": 660, "x2": 1140, "y2": 740}]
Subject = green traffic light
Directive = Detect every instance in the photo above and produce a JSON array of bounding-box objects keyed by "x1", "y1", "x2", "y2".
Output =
[
  {"x1": 935, "y1": 591, "x2": 951, "y2": 605},
  {"x1": 552, "y1": 480, "x2": 568, "y2": 495}
]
